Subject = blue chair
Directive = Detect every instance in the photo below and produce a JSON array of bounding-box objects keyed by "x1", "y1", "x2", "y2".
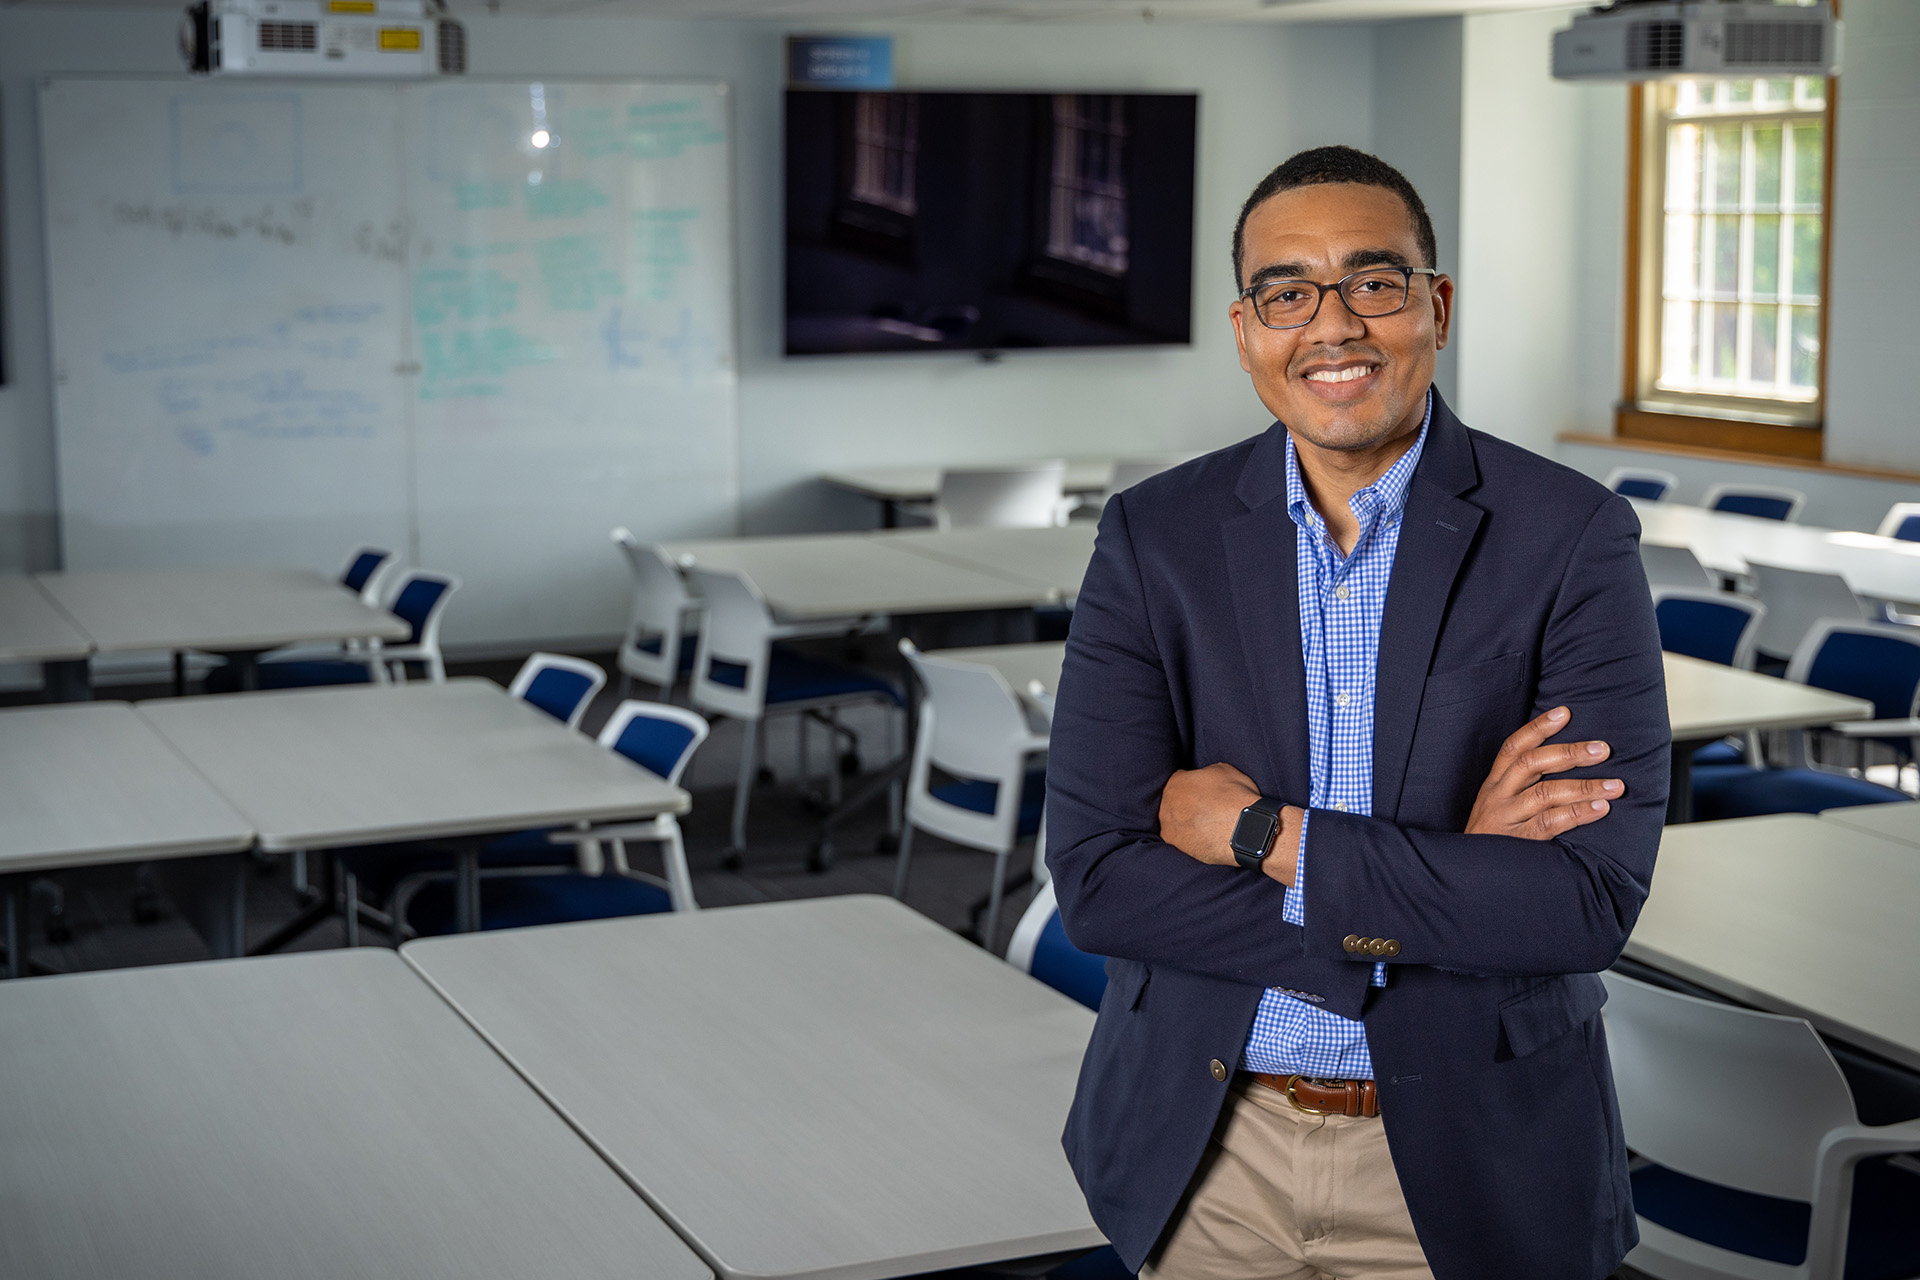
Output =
[
  {"x1": 1601, "y1": 970, "x2": 1920, "y2": 1280},
  {"x1": 1877, "y1": 504, "x2": 1920, "y2": 544},
  {"x1": 379, "y1": 701, "x2": 712, "y2": 940},
  {"x1": 1654, "y1": 588, "x2": 1764, "y2": 669},
  {"x1": 1692, "y1": 620, "x2": 1920, "y2": 819},
  {"x1": 1606, "y1": 467, "x2": 1679, "y2": 502},
  {"x1": 227, "y1": 569, "x2": 460, "y2": 691},
  {"x1": 684, "y1": 566, "x2": 902, "y2": 871},
  {"x1": 1703, "y1": 483, "x2": 1806, "y2": 523},
  {"x1": 1007, "y1": 879, "x2": 1109, "y2": 1012},
  {"x1": 339, "y1": 545, "x2": 396, "y2": 605},
  {"x1": 506, "y1": 652, "x2": 606, "y2": 731}
]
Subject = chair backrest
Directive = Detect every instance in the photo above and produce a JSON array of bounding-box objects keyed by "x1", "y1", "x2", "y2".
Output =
[
  {"x1": 1605, "y1": 467, "x2": 1678, "y2": 502},
  {"x1": 1600, "y1": 971, "x2": 1855, "y2": 1203},
  {"x1": 598, "y1": 700, "x2": 710, "y2": 785},
  {"x1": 507, "y1": 652, "x2": 607, "y2": 731},
  {"x1": 684, "y1": 566, "x2": 778, "y2": 721},
  {"x1": 1639, "y1": 542, "x2": 1717, "y2": 592},
  {"x1": 387, "y1": 571, "x2": 458, "y2": 647},
  {"x1": 1786, "y1": 619, "x2": 1920, "y2": 720},
  {"x1": 1876, "y1": 502, "x2": 1920, "y2": 543},
  {"x1": 339, "y1": 546, "x2": 396, "y2": 604},
  {"x1": 936, "y1": 462, "x2": 1066, "y2": 530},
  {"x1": 899, "y1": 639, "x2": 1047, "y2": 852},
  {"x1": 1651, "y1": 588, "x2": 1764, "y2": 669},
  {"x1": 1703, "y1": 483, "x2": 1805, "y2": 523},
  {"x1": 1748, "y1": 561, "x2": 1868, "y2": 662},
  {"x1": 1005, "y1": 879, "x2": 1110, "y2": 1012},
  {"x1": 610, "y1": 528, "x2": 699, "y2": 688}
]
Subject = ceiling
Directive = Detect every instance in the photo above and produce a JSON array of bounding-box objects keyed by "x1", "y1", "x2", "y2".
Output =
[{"x1": 1, "y1": 0, "x2": 1584, "y2": 24}]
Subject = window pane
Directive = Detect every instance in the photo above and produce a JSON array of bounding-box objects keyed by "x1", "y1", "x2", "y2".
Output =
[
  {"x1": 1666, "y1": 123, "x2": 1701, "y2": 211},
  {"x1": 1662, "y1": 300, "x2": 1696, "y2": 382},
  {"x1": 1710, "y1": 216, "x2": 1741, "y2": 297},
  {"x1": 1790, "y1": 306, "x2": 1819, "y2": 389},
  {"x1": 1750, "y1": 304, "x2": 1779, "y2": 383},
  {"x1": 1707, "y1": 125, "x2": 1743, "y2": 210},
  {"x1": 1751, "y1": 215, "x2": 1780, "y2": 298},
  {"x1": 1752, "y1": 125, "x2": 1782, "y2": 208},
  {"x1": 1790, "y1": 122, "x2": 1823, "y2": 209},
  {"x1": 1794, "y1": 76, "x2": 1827, "y2": 109},
  {"x1": 1664, "y1": 214, "x2": 1699, "y2": 297},
  {"x1": 1757, "y1": 78, "x2": 1792, "y2": 105},
  {"x1": 1789, "y1": 214, "x2": 1822, "y2": 299},
  {"x1": 1710, "y1": 303, "x2": 1738, "y2": 380}
]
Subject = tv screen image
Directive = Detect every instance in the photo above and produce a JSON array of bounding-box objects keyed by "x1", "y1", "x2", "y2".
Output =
[{"x1": 784, "y1": 89, "x2": 1198, "y2": 357}]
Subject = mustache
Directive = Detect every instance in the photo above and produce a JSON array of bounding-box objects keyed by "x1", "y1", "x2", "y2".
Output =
[{"x1": 1289, "y1": 346, "x2": 1389, "y2": 376}]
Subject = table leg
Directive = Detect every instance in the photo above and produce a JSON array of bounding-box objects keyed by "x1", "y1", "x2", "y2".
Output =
[
  {"x1": 173, "y1": 650, "x2": 188, "y2": 697},
  {"x1": 456, "y1": 849, "x2": 480, "y2": 932},
  {"x1": 44, "y1": 659, "x2": 92, "y2": 702},
  {"x1": 219, "y1": 650, "x2": 265, "y2": 693},
  {"x1": 248, "y1": 851, "x2": 338, "y2": 955},
  {"x1": 151, "y1": 854, "x2": 249, "y2": 959},
  {"x1": 1667, "y1": 738, "x2": 1709, "y2": 825},
  {"x1": 3, "y1": 879, "x2": 20, "y2": 980},
  {"x1": 881, "y1": 498, "x2": 900, "y2": 529}
]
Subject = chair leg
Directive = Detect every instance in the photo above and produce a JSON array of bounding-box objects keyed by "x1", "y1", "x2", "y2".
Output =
[
  {"x1": 662, "y1": 821, "x2": 698, "y2": 911},
  {"x1": 726, "y1": 721, "x2": 757, "y2": 868},
  {"x1": 826, "y1": 708, "x2": 843, "y2": 806},
  {"x1": 798, "y1": 714, "x2": 811, "y2": 793},
  {"x1": 342, "y1": 870, "x2": 361, "y2": 947},
  {"x1": 891, "y1": 824, "x2": 917, "y2": 900},
  {"x1": 984, "y1": 849, "x2": 1011, "y2": 952},
  {"x1": 616, "y1": 673, "x2": 632, "y2": 702}
]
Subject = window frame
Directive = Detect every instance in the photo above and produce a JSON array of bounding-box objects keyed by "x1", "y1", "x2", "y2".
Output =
[{"x1": 1619, "y1": 73, "x2": 1838, "y2": 461}]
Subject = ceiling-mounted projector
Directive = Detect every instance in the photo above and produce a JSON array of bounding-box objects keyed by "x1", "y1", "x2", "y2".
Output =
[
  {"x1": 1552, "y1": 0, "x2": 1841, "y2": 81},
  {"x1": 181, "y1": 0, "x2": 466, "y2": 77}
]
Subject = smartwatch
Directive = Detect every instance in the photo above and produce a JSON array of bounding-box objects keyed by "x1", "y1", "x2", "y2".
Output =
[{"x1": 1229, "y1": 796, "x2": 1283, "y2": 870}]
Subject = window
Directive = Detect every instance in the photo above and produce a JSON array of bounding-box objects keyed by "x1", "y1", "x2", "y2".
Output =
[
  {"x1": 849, "y1": 93, "x2": 918, "y2": 216},
  {"x1": 1622, "y1": 72, "x2": 1834, "y2": 459},
  {"x1": 1045, "y1": 94, "x2": 1130, "y2": 277}
]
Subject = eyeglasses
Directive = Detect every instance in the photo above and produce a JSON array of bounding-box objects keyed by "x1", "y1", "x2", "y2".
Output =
[{"x1": 1239, "y1": 265, "x2": 1438, "y2": 331}]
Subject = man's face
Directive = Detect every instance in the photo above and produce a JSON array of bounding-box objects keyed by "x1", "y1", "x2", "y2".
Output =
[{"x1": 1228, "y1": 183, "x2": 1452, "y2": 454}]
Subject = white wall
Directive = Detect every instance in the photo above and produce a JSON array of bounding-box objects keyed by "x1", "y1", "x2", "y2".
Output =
[
  {"x1": 1455, "y1": 5, "x2": 1626, "y2": 457},
  {"x1": 0, "y1": 7, "x2": 1375, "y2": 573}
]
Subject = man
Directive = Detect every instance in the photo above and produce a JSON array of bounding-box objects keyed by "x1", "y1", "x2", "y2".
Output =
[{"x1": 1045, "y1": 146, "x2": 1668, "y2": 1280}]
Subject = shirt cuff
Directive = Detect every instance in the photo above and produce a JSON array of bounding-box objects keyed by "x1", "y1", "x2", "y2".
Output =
[{"x1": 1281, "y1": 809, "x2": 1307, "y2": 927}]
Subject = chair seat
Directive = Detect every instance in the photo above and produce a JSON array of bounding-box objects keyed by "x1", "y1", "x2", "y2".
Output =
[
  {"x1": 632, "y1": 634, "x2": 701, "y2": 670},
  {"x1": 1692, "y1": 765, "x2": 1912, "y2": 820},
  {"x1": 205, "y1": 658, "x2": 372, "y2": 692},
  {"x1": 404, "y1": 872, "x2": 673, "y2": 937},
  {"x1": 1633, "y1": 1158, "x2": 1920, "y2": 1279},
  {"x1": 1691, "y1": 738, "x2": 1746, "y2": 766},
  {"x1": 930, "y1": 768, "x2": 1047, "y2": 837},
  {"x1": 335, "y1": 829, "x2": 573, "y2": 899},
  {"x1": 1031, "y1": 913, "x2": 1109, "y2": 1011},
  {"x1": 707, "y1": 644, "x2": 900, "y2": 707}
]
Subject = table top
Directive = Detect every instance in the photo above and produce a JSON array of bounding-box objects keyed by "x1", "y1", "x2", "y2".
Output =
[
  {"x1": 1633, "y1": 500, "x2": 1920, "y2": 606},
  {"x1": 32, "y1": 566, "x2": 410, "y2": 655},
  {"x1": 139, "y1": 679, "x2": 687, "y2": 852},
  {"x1": 823, "y1": 458, "x2": 1126, "y2": 501},
  {"x1": 0, "y1": 575, "x2": 92, "y2": 664},
  {"x1": 935, "y1": 641, "x2": 1068, "y2": 701},
  {"x1": 1626, "y1": 813, "x2": 1920, "y2": 1071},
  {"x1": 0, "y1": 949, "x2": 709, "y2": 1280},
  {"x1": 0, "y1": 702, "x2": 253, "y2": 874},
  {"x1": 664, "y1": 531, "x2": 1059, "y2": 619},
  {"x1": 891, "y1": 525, "x2": 1097, "y2": 599},
  {"x1": 1818, "y1": 799, "x2": 1920, "y2": 847},
  {"x1": 403, "y1": 896, "x2": 1103, "y2": 1280},
  {"x1": 1662, "y1": 652, "x2": 1872, "y2": 740}
]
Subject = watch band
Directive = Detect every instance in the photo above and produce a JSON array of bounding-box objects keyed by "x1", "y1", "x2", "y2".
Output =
[{"x1": 1231, "y1": 795, "x2": 1283, "y2": 870}]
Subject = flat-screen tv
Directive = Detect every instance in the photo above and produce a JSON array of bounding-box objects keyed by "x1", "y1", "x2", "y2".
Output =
[{"x1": 784, "y1": 89, "x2": 1198, "y2": 356}]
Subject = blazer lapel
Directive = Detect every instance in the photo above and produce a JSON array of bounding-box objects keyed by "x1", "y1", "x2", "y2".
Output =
[
  {"x1": 1222, "y1": 424, "x2": 1312, "y2": 802},
  {"x1": 1372, "y1": 393, "x2": 1485, "y2": 819}
]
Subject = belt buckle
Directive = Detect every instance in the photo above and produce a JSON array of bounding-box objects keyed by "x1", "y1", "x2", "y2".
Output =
[{"x1": 1282, "y1": 1074, "x2": 1334, "y2": 1116}]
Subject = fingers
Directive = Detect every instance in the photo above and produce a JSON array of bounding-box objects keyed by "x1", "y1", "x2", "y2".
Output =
[
  {"x1": 1525, "y1": 776, "x2": 1624, "y2": 809},
  {"x1": 1494, "y1": 705, "x2": 1571, "y2": 767},
  {"x1": 1508, "y1": 738, "x2": 1612, "y2": 789},
  {"x1": 1522, "y1": 796, "x2": 1615, "y2": 839}
]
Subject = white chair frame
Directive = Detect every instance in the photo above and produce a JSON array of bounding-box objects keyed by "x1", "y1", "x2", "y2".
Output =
[
  {"x1": 1748, "y1": 561, "x2": 1869, "y2": 666},
  {"x1": 1702, "y1": 483, "x2": 1807, "y2": 523},
  {"x1": 1651, "y1": 587, "x2": 1765, "y2": 671},
  {"x1": 1600, "y1": 971, "x2": 1920, "y2": 1280},
  {"x1": 610, "y1": 527, "x2": 704, "y2": 702},
  {"x1": 506, "y1": 652, "x2": 607, "y2": 732},
  {"x1": 1641, "y1": 543, "x2": 1719, "y2": 592},
  {"x1": 367, "y1": 570, "x2": 460, "y2": 684},
  {"x1": 935, "y1": 462, "x2": 1069, "y2": 530},
  {"x1": 893, "y1": 640, "x2": 1050, "y2": 949},
  {"x1": 1876, "y1": 503, "x2": 1920, "y2": 540},
  {"x1": 1781, "y1": 618, "x2": 1920, "y2": 777},
  {"x1": 1005, "y1": 876, "x2": 1058, "y2": 971}
]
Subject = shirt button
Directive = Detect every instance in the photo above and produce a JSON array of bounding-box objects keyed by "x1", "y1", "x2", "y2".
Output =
[
  {"x1": 1336, "y1": 585, "x2": 1350, "y2": 601},
  {"x1": 1335, "y1": 692, "x2": 1351, "y2": 708},
  {"x1": 1334, "y1": 802, "x2": 1348, "y2": 812}
]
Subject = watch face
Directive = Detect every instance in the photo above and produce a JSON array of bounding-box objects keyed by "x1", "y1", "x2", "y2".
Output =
[{"x1": 1231, "y1": 808, "x2": 1275, "y2": 858}]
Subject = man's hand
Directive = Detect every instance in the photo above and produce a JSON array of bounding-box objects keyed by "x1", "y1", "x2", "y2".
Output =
[
  {"x1": 1158, "y1": 763, "x2": 1302, "y2": 885},
  {"x1": 1466, "y1": 706, "x2": 1623, "y2": 839}
]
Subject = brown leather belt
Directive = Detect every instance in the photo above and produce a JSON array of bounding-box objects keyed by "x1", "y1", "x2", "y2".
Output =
[{"x1": 1248, "y1": 1073, "x2": 1380, "y2": 1118}]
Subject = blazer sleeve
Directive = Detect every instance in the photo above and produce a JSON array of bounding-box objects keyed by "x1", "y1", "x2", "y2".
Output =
[
  {"x1": 1045, "y1": 493, "x2": 1328, "y2": 990},
  {"x1": 1298, "y1": 495, "x2": 1670, "y2": 976}
]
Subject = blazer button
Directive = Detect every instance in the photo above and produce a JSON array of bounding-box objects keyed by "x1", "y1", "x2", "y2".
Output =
[
  {"x1": 1343, "y1": 934, "x2": 1362, "y2": 953},
  {"x1": 1209, "y1": 1059, "x2": 1228, "y2": 1082},
  {"x1": 1368, "y1": 939, "x2": 1387, "y2": 956},
  {"x1": 1384, "y1": 940, "x2": 1402, "y2": 957}
]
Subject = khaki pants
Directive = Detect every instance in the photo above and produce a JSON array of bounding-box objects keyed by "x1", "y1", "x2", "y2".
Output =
[{"x1": 1140, "y1": 1079, "x2": 1435, "y2": 1280}]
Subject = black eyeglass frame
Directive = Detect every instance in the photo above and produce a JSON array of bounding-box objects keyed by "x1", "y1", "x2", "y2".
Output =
[{"x1": 1238, "y1": 265, "x2": 1440, "y2": 331}]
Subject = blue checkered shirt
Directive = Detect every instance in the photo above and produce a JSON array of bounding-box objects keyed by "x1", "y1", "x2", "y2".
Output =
[{"x1": 1240, "y1": 392, "x2": 1432, "y2": 1079}]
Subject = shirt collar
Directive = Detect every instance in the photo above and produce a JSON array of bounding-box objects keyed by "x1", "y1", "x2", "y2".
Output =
[{"x1": 1284, "y1": 388, "x2": 1433, "y2": 531}]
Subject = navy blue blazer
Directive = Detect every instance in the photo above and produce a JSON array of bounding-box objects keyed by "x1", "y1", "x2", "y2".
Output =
[{"x1": 1046, "y1": 391, "x2": 1669, "y2": 1280}]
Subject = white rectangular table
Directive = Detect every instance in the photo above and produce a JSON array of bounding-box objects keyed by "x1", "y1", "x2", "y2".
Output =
[
  {"x1": 1627, "y1": 814, "x2": 1920, "y2": 1071},
  {"x1": 403, "y1": 896, "x2": 1105, "y2": 1280},
  {"x1": 1819, "y1": 799, "x2": 1920, "y2": 847},
  {"x1": 0, "y1": 949, "x2": 711, "y2": 1280},
  {"x1": 141, "y1": 679, "x2": 688, "y2": 941},
  {"x1": 1633, "y1": 500, "x2": 1920, "y2": 606},
  {"x1": 0, "y1": 575, "x2": 93, "y2": 699},
  {"x1": 825, "y1": 458, "x2": 1123, "y2": 527},
  {"x1": 891, "y1": 525, "x2": 1097, "y2": 600},
  {"x1": 0, "y1": 702, "x2": 255, "y2": 976},
  {"x1": 33, "y1": 566, "x2": 410, "y2": 693}
]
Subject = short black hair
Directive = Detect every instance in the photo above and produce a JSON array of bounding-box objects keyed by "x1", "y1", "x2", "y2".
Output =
[{"x1": 1232, "y1": 145, "x2": 1438, "y2": 288}]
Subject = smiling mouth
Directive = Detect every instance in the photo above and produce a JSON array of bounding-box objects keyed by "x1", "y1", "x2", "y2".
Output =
[{"x1": 1303, "y1": 363, "x2": 1379, "y2": 384}]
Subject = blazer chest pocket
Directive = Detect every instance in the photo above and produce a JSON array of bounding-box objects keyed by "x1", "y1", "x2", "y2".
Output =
[
  {"x1": 1420, "y1": 651, "x2": 1526, "y2": 713},
  {"x1": 1499, "y1": 973, "x2": 1607, "y2": 1059}
]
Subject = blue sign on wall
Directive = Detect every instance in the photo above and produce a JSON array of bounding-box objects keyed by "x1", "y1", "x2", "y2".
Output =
[{"x1": 787, "y1": 36, "x2": 895, "y2": 90}]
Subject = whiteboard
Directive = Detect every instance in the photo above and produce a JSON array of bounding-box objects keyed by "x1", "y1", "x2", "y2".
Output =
[{"x1": 40, "y1": 78, "x2": 737, "y2": 649}]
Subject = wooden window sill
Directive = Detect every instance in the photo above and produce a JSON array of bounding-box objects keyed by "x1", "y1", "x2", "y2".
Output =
[{"x1": 1613, "y1": 407, "x2": 1823, "y2": 461}]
